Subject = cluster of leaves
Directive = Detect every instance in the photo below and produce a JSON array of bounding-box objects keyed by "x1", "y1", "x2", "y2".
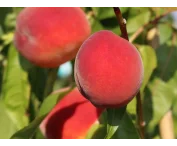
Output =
[{"x1": 0, "y1": 7, "x2": 177, "y2": 139}]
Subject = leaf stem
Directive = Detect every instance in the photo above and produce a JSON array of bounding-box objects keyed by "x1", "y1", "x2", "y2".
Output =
[{"x1": 113, "y1": 7, "x2": 145, "y2": 139}]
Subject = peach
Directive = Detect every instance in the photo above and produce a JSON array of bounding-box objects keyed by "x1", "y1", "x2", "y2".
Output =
[
  {"x1": 74, "y1": 30, "x2": 144, "y2": 108},
  {"x1": 40, "y1": 88, "x2": 105, "y2": 139},
  {"x1": 14, "y1": 7, "x2": 91, "y2": 68}
]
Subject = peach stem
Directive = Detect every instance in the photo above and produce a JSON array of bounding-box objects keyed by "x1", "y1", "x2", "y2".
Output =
[{"x1": 113, "y1": 7, "x2": 145, "y2": 139}]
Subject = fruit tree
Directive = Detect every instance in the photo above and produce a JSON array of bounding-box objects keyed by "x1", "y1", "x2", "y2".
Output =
[{"x1": 0, "y1": 7, "x2": 177, "y2": 139}]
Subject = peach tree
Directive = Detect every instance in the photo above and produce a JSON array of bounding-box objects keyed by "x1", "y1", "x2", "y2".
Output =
[{"x1": 0, "y1": 7, "x2": 177, "y2": 139}]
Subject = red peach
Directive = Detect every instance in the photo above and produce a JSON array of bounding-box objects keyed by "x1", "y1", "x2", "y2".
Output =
[
  {"x1": 74, "y1": 30, "x2": 144, "y2": 108},
  {"x1": 40, "y1": 88, "x2": 105, "y2": 139},
  {"x1": 14, "y1": 7, "x2": 91, "y2": 68}
]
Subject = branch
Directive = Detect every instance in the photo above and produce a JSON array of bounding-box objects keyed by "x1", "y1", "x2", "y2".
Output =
[
  {"x1": 113, "y1": 7, "x2": 129, "y2": 41},
  {"x1": 113, "y1": 7, "x2": 145, "y2": 139},
  {"x1": 136, "y1": 92, "x2": 145, "y2": 138},
  {"x1": 129, "y1": 12, "x2": 170, "y2": 43}
]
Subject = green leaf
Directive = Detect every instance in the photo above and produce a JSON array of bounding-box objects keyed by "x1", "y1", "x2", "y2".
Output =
[
  {"x1": 144, "y1": 71, "x2": 177, "y2": 136},
  {"x1": 38, "y1": 93, "x2": 59, "y2": 117},
  {"x1": 4, "y1": 7, "x2": 23, "y2": 31},
  {"x1": 100, "y1": 17, "x2": 121, "y2": 35},
  {"x1": 114, "y1": 112, "x2": 140, "y2": 139},
  {"x1": 0, "y1": 25, "x2": 3, "y2": 36},
  {"x1": 1, "y1": 32, "x2": 14, "y2": 45},
  {"x1": 1, "y1": 44, "x2": 30, "y2": 129},
  {"x1": 85, "y1": 109, "x2": 107, "y2": 139},
  {"x1": 91, "y1": 19, "x2": 104, "y2": 33},
  {"x1": 0, "y1": 7, "x2": 12, "y2": 29},
  {"x1": 11, "y1": 115, "x2": 46, "y2": 139},
  {"x1": 158, "y1": 24, "x2": 172, "y2": 45},
  {"x1": 168, "y1": 71, "x2": 177, "y2": 138},
  {"x1": 36, "y1": 87, "x2": 74, "y2": 139},
  {"x1": 128, "y1": 8, "x2": 150, "y2": 18},
  {"x1": 127, "y1": 45, "x2": 157, "y2": 116},
  {"x1": 0, "y1": 32, "x2": 14, "y2": 52},
  {"x1": 127, "y1": 10, "x2": 151, "y2": 34},
  {"x1": 120, "y1": 7, "x2": 129, "y2": 14},
  {"x1": 91, "y1": 7, "x2": 126, "y2": 35},
  {"x1": 5, "y1": 12, "x2": 16, "y2": 30},
  {"x1": 154, "y1": 43, "x2": 177, "y2": 81},
  {"x1": 28, "y1": 67, "x2": 47, "y2": 102},
  {"x1": 19, "y1": 54, "x2": 34, "y2": 71},
  {"x1": 138, "y1": 45, "x2": 157, "y2": 93},
  {"x1": 104, "y1": 107, "x2": 126, "y2": 139},
  {"x1": 92, "y1": 7, "x2": 128, "y2": 20},
  {"x1": 147, "y1": 78, "x2": 174, "y2": 132},
  {"x1": 12, "y1": 7, "x2": 24, "y2": 16},
  {"x1": 10, "y1": 87, "x2": 73, "y2": 139},
  {"x1": 86, "y1": 124, "x2": 106, "y2": 139},
  {"x1": 168, "y1": 71, "x2": 177, "y2": 94},
  {"x1": 127, "y1": 97, "x2": 137, "y2": 115},
  {"x1": 96, "y1": 7, "x2": 115, "y2": 20},
  {"x1": 86, "y1": 110, "x2": 139, "y2": 139},
  {"x1": 38, "y1": 87, "x2": 74, "y2": 116},
  {"x1": 0, "y1": 100, "x2": 18, "y2": 139}
]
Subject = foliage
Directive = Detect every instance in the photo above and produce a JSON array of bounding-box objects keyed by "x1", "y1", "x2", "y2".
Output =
[{"x1": 0, "y1": 7, "x2": 177, "y2": 139}]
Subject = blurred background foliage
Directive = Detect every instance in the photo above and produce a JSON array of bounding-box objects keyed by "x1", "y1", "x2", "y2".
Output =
[{"x1": 1, "y1": 7, "x2": 177, "y2": 139}]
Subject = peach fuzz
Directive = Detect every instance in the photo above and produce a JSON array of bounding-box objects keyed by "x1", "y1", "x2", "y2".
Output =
[
  {"x1": 75, "y1": 30, "x2": 144, "y2": 108},
  {"x1": 14, "y1": 7, "x2": 91, "y2": 68},
  {"x1": 40, "y1": 88, "x2": 105, "y2": 139}
]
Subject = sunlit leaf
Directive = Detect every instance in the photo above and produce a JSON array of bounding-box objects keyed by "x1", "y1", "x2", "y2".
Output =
[
  {"x1": 10, "y1": 87, "x2": 73, "y2": 139},
  {"x1": 11, "y1": 115, "x2": 46, "y2": 139},
  {"x1": 1, "y1": 44, "x2": 30, "y2": 129},
  {"x1": 86, "y1": 124, "x2": 106, "y2": 139},
  {"x1": 127, "y1": 45, "x2": 157, "y2": 116},
  {"x1": 147, "y1": 78, "x2": 174, "y2": 133},
  {"x1": 138, "y1": 45, "x2": 157, "y2": 93},
  {"x1": 127, "y1": 10, "x2": 151, "y2": 34},
  {"x1": 158, "y1": 24, "x2": 172, "y2": 45},
  {"x1": 0, "y1": 100, "x2": 17, "y2": 139}
]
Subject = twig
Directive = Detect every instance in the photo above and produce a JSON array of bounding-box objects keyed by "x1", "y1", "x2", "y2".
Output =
[
  {"x1": 113, "y1": 7, "x2": 145, "y2": 139},
  {"x1": 136, "y1": 92, "x2": 145, "y2": 138},
  {"x1": 130, "y1": 12, "x2": 171, "y2": 43},
  {"x1": 113, "y1": 7, "x2": 129, "y2": 41}
]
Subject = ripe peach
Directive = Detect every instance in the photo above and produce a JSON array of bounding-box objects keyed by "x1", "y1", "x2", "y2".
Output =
[
  {"x1": 74, "y1": 30, "x2": 144, "y2": 108},
  {"x1": 14, "y1": 7, "x2": 91, "y2": 68},
  {"x1": 40, "y1": 88, "x2": 105, "y2": 139}
]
